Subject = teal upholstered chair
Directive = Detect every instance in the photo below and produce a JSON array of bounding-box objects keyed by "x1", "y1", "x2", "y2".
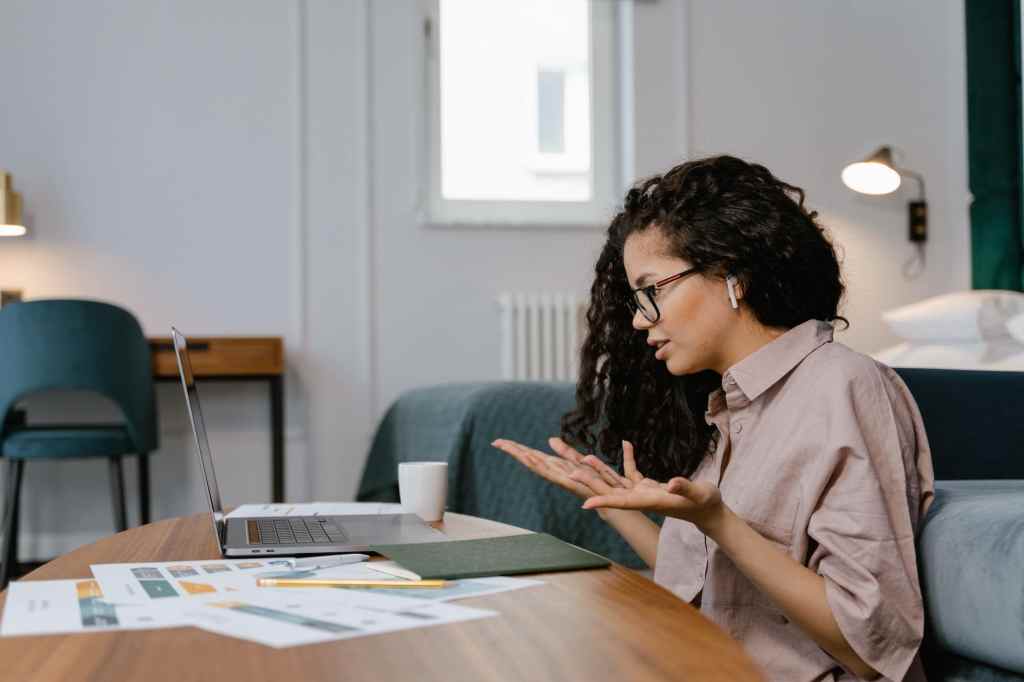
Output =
[{"x1": 0, "y1": 299, "x2": 158, "y2": 587}]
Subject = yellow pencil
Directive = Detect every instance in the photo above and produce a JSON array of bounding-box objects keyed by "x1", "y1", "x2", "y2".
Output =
[{"x1": 256, "y1": 578, "x2": 447, "y2": 589}]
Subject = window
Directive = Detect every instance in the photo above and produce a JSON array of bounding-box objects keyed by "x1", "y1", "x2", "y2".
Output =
[
  {"x1": 422, "y1": 0, "x2": 623, "y2": 227},
  {"x1": 537, "y1": 69, "x2": 567, "y2": 156}
]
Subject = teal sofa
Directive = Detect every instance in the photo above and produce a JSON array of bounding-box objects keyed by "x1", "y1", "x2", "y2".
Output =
[{"x1": 358, "y1": 370, "x2": 1024, "y2": 681}]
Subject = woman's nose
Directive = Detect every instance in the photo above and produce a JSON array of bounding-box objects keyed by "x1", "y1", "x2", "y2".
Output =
[{"x1": 632, "y1": 308, "x2": 653, "y2": 330}]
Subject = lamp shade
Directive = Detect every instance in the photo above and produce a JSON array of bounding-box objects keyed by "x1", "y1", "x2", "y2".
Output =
[
  {"x1": 0, "y1": 172, "x2": 26, "y2": 237},
  {"x1": 841, "y1": 146, "x2": 902, "y2": 195}
]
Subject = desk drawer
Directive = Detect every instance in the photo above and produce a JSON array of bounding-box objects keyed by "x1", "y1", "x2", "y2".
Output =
[{"x1": 149, "y1": 337, "x2": 284, "y2": 377}]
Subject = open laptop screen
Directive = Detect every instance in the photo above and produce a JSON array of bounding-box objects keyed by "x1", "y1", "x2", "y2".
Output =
[{"x1": 171, "y1": 327, "x2": 227, "y2": 544}]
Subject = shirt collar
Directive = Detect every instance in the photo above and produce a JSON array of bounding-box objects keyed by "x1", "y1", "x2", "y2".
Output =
[{"x1": 724, "y1": 319, "x2": 834, "y2": 403}]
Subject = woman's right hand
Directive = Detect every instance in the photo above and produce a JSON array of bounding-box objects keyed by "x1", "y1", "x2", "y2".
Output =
[{"x1": 491, "y1": 436, "x2": 630, "y2": 501}]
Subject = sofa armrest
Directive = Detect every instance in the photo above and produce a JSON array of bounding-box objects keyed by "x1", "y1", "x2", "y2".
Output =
[{"x1": 919, "y1": 480, "x2": 1024, "y2": 675}]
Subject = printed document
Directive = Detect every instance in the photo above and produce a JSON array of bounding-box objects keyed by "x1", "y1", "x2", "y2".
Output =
[
  {"x1": 180, "y1": 588, "x2": 496, "y2": 648},
  {"x1": 90, "y1": 558, "x2": 291, "y2": 603},
  {"x1": 0, "y1": 580, "x2": 187, "y2": 636}
]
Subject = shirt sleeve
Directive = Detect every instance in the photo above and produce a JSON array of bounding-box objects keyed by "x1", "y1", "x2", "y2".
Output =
[{"x1": 806, "y1": 363, "x2": 929, "y2": 682}]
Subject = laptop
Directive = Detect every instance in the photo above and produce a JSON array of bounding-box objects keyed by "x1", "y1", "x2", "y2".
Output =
[{"x1": 171, "y1": 327, "x2": 446, "y2": 556}]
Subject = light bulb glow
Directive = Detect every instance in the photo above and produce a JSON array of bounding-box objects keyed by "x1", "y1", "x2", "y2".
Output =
[
  {"x1": 0, "y1": 224, "x2": 27, "y2": 237},
  {"x1": 841, "y1": 162, "x2": 901, "y2": 195}
]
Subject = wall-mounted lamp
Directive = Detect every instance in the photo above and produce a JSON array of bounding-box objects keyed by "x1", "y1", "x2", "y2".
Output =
[
  {"x1": 841, "y1": 146, "x2": 927, "y2": 277},
  {"x1": 0, "y1": 171, "x2": 26, "y2": 306},
  {"x1": 0, "y1": 172, "x2": 27, "y2": 238}
]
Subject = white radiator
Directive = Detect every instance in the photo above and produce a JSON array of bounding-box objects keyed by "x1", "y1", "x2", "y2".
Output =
[{"x1": 498, "y1": 292, "x2": 587, "y2": 381}]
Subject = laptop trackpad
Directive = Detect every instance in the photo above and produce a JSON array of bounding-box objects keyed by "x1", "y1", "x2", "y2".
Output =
[{"x1": 334, "y1": 514, "x2": 445, "y2": 544}]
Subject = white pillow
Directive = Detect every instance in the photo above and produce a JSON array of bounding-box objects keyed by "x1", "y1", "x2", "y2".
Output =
[
  {"x1": 882, "y1": 290, "x2": 1024, "y2": 342},
  {"x1": 1009, "y1": 311, "x2": 1024, "y2": 344}
]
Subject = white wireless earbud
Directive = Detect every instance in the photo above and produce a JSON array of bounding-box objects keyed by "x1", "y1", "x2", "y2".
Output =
[{"x1": 726, "y1": 276, "x2": 739, "y2": 310}]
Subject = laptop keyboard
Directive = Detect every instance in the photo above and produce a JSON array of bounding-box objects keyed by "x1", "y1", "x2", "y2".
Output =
[{"x1": 247, "y1": 518, "x2": 346, "y2": 545}]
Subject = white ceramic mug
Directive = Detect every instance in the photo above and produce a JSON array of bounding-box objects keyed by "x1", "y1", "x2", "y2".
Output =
[{"x1": 398, "y1": 462, "x2": 448, "y2": 522}]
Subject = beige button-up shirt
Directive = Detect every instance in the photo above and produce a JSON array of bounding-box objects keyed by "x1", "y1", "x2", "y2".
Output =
[{"x1": 654, "y1": 320, "x2": 935, "y2": 682}]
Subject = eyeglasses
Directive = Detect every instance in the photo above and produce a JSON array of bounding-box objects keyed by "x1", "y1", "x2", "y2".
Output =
[{"x1": 626, "y1": 267, "x2": 702, "y2": 323}]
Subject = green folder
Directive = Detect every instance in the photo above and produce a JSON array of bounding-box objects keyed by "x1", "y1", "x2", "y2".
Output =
[{"x1": 369, "y1": 533, "x2": 611, "y2": 580}]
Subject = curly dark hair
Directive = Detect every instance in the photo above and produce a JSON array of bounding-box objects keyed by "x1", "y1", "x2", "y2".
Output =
[{"x1": 561, "y1": 155, "x2": 847, "y2": 481}]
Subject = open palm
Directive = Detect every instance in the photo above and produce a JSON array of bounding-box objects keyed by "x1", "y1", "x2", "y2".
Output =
[
  {"x1": 493, "y1": 436, "x2": 723, "y2": 528},
  {"x1": 491, "y1": 436, "x2": 611, "y2": 501},
  {"x1": 575, "y1": 441, "x2": 723, "y2": 528}
]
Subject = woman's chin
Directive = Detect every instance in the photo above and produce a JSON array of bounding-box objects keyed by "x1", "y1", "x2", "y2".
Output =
[
  {"x1": 663, "y1": 355, "x2": 692, "y2": 376},
  {"x1": 663, "y1": 351, "x2": 710, "y2": 377}
]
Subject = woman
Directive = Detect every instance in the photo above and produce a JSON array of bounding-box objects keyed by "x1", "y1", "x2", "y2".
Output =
[{"x1": 492, "y1": 156, "x2": 934, "y2": 682}]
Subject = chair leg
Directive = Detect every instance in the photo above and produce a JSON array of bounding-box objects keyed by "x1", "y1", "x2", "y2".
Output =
[
  {"x1": 109, "y1": 456, "x2": 127, "y2": 533},
  {"x1": 10, "y1": 461, "x2": 20, "y2": 570},
  {"x1": 1, "y1": 459, "x2": 25, "y2": 589},
  {"x1": 137, "y1": 453, "x2": 150, "y2": 526}
]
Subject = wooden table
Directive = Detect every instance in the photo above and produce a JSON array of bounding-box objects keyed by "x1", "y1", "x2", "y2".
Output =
[
  {"x1": 148, "y1": 337, "x2": 286, "y2": 506},
  {"x1": 0, "y1": 513, "x2": 764, "y2": 682}
]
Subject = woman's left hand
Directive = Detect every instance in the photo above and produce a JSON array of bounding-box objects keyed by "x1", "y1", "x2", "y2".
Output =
[{"x1": 577, "y1": 442, "x2": 726, "y2": 532}]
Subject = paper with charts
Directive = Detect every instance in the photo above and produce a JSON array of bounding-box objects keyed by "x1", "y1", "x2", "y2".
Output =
[
  {"x1": 2, "y1": 558, "x2": 542, "y2": 647},
  {"x1": 90, "y1": 557, "x2": 421, "y2": 603},
  {"x1": 179, "y1": 588, "x2": 496, "y2": 648},
  {"x1": 92, "y1": 557, "x2": 544, "y2": 605},
  {"x1": 0, "y1": 579, "x2": 188, "y2": 637},
  {"x1": 0, "y1": 577, "x2": 495, "y2": 646},
  {"x1": 89, "y1": 558, "x2": 293, "y2": 603},
  {"x1": 198, "y1": 561, "x2": 545, "y2": 603}
]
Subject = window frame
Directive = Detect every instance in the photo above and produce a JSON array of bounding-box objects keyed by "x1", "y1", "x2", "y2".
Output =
[{"x1": 420, "y1": 0, "x2": 623, "y2": 229}]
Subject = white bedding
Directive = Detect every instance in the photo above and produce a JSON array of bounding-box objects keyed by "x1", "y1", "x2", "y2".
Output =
[
  {"x1": 874, "y1": 290, "x2": 1024, "y2": 370},
  {"x1": 873, "y1": 339, "x2": 1024, "y2": 371}
]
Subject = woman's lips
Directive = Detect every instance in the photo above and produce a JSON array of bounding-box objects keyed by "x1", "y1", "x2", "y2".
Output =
[{"x1": 655, "y1": 341, "x2": 670, "y2": 360}]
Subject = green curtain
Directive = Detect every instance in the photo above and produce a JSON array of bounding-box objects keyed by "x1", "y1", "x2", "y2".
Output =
[{"x1": 966, "y1": 0, "x2": 1024, "y2": 291}]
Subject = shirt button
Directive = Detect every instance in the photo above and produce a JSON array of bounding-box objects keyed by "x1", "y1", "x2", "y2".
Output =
[{"x1": 733, "y1": 423, "x2": 743, "y2": 434}]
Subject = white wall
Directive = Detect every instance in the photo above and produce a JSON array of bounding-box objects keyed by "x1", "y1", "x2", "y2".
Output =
[
  {"x1": 370, "y1": 0, "x2": 970, "y2": 405},
  {"x1": 0, "y1": 1, "x2": 296, "y2": 557},
  {"x1": 0, "y1": 0, "x2": 969, "y2": 560},
  {"x1": 685, "y1": 1, "x2": 970, "y2": 352},
  {"x1": 0, "y1": 0, "x2": 370, "y2": 558}
]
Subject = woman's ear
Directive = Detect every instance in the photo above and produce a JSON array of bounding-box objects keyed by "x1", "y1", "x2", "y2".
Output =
[{"x1": 726, "y1": 275, "x2": 740, "y2": 310}]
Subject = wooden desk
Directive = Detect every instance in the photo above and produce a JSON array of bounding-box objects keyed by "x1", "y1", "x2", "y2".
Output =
[
  {"x1": 0, "y1": 513, "x2": 764, "y2": 682},
  {"x1": 148, "y1": 337, "x2": 286, "y2": 505}
]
